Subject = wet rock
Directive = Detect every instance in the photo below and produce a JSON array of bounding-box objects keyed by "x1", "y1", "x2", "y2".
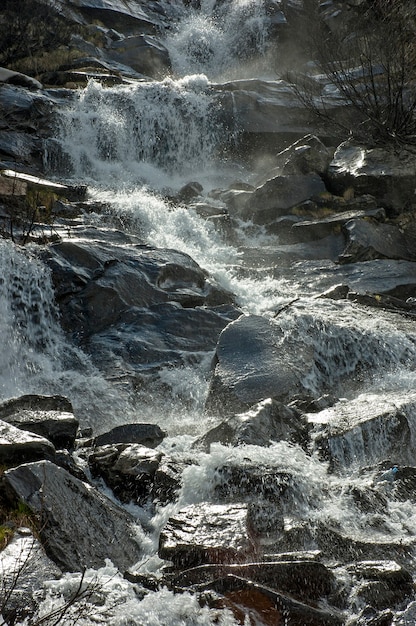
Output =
[
  {"x1": 3, "y1": 460, "x2": 143, "y2": 572},
  {"x1": 0, "y1": 169, "x2": 86, "y2": 202},
  {"x1": 0, "y1": 394, "x2": 78, "y2": 449},
  {"x1": 339, "y1": 218, "x2": 416, "y2": 264},
  {"x1": 194, "y1": 397, "x2": 308, "y2": 450},
  {"x1": 93, "y1": 423, "x2": 166, "y2": 448},
  {"x1": 327, "y1": 142, "x2": 416, "y2": 210},
  {"x1": 0, "y1": 420, "x2": 55, "y2": 467},
  {"x1": 310, "y1": 393, "x2": 416, "y2": 470},
  {"x1": 109, "y1": 35, "x2": 171, "y2": 78},
  {"x1": 212, "y1": 462, "x2": 292, "y2": 503},
  {"x1": 234, "y1": 173, "x2": 327, "y2": 224},
  {"x1": 347, "y1": 560, "x2": 414, "y2": 610},
  {"x1": 204, "y1": 576, "x2": 344, "y2": 626},
  {"x1": 152, "y1": 458, "x2": 188, "y2": 505},
  {"x1": 159, "y1": 503, "x2": 254, "y2": 568},
  {"x1": 0, "y1": 527, "x2": 61, "y2": 625},
  {"x1": 0, "y1": 131, "x2": 41, "y2": 166},
  {"x1": 290, "y1": 208, "x2": 385, "y2": 244},
  {"x1": 175, "y1": 181, "x2": 204, "y2": 204},
  {"x1": 0, "y1": 67, "x2": 42, "y2": 90},
  {"x1": 275, "y1": 133, "x2": 333, "y2": 176},
  {"x1": 174, "y1": 559, "x2": 336, "y2": 604},
  {"x1": 88, "y1": 443, "x2": 164, "y2": 503}
]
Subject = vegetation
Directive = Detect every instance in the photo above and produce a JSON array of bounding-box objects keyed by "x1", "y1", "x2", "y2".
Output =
[{"x1": 289, "y1": 0, "x2": 416, "y2": 146}]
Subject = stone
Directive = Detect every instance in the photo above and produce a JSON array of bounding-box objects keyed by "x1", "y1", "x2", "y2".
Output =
[
  {"x1": 0, "y1": 394, "x2": 78, "y2": 449},
  {"x1": 204, "y1": 576, "x2": 343, "y2": 626},
  {"x1": 88, "y1": 443, "x2": 164, "y2": 503},
  {"x1": 0, "y1": 527, "x2": 61, "y2": 625},
  {"x1": 238, "y1": 173, "x2": 327, "y2": 224},
  {"x1": 174, "y1": 560, "x2": 336, "y2": 603},
  {"x1": 213, "y1": 462, "x2": 293, "y2": 503},
  {"x1": 290, "y1": 208, "x2": 385, "y2": 244},
  {"x1": 327, "y1": 141, "x2": 416, "y2": 210},
  {"x1": 109, "y1": 35, "x2": 171, "y2": 78},
  {"x1": 0, "y1": 169, "x2": 86, "y2": 202},
  {"x1": 339, "y1": 218, "x2": 416, "y2": 264},
  {"x1": 195, "y1": 398, "x2": 308, "y2": 451},
  {"x1": 159, "y1": 503, "x2": 254, "y2": 568},
  {"x1": 0, "y1": 67, "x2": 42, "y2": 90},
  {"x1": 93, "y1": 423, "x2": 166, "y2": 448},
  {"x1": 152, "y1": 458, "x2": 188, "y2": 504},
  {"x1": 0, "y1": 420, "x2": 55, "y2": 467},
  {"x1": 346, "y1": 561, "x2": 414, "y2": 610},
  {"x1": 3, "y1": 460, "x2": 143, "y2": 572},
  {"x1": 309, "y1": 392, "x2": 416, "y2": 470}
]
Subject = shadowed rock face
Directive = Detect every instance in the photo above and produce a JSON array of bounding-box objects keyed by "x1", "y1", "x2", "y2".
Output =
[{"x1": 3, "y1": 460, "x2": 143, "y2": 572}]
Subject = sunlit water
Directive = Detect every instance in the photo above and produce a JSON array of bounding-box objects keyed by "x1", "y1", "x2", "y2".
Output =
[{"x1": 3, "y1": 1, "x2": 416, "y2": 624}]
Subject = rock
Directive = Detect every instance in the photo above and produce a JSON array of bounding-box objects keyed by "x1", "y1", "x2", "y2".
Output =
[
  {"x1": 290, "y1": 208, "x2": 385, "y2": 244},
  {"x1": 0, "y1": 170, "x2": 86, "y2": 202},
  {"x1": 213, "y1": 462, "x2": 293, "y2": 503},
  {"x1": 232, "y1": 173, "x2": 327, "y2": 224},
  {"x1": 174, "y1": 560, "x2": 336, "y2": 604},
  {"x1": 0, "y1": 67, "x2": 42, "y2": 90},
  {"x1": 0, "y1": 420, "x2": 55, "y2": 467},
  {"x1": 3, "y1": 460, "x2": 143, "y2": 572},
  {"x1": 175, "y1": 181, "x2": 204, "y2": 204},
  {"x1": 0, "y1": 527, "x2": 61, "y2": 625},
  {"x1": 339, "y1": 218, "x2": 416, "y2": 264},
  {"x1": 109, "y1": 35, "x2": 171, "y2": 78},
  {"x1": 327, "y1": 142, "x2": 416, "y2": 210},
  {"x1": 309, "y1": 392, "x2": 416, "y2": 470},
  {"x1": 159, "y1": 503, "x2": 254, "y2": 568},
  {"x1": 0, "y1": 394, "x2": 78, "y2": 449},
  {"x1": 93, "y1": 423, "x2": 166, "y2": 448},
  {"x1": 196, "y1": 397, "x2": 308, "y2": 450},
  {"x1": 275, "y1": 134, "x2": 333, "y2": 176},
  {"x1": 88, "y1": 443, "x2": 164, "y2": 503},
  {"x1": 346, "y1": 561, "x2": 414, "y2": 610},
  {"x1": 0, "y1": 131, "x2": 41, "y2": 165},
  {"x1": 152, "y1": 458, "x2": 188, "y2": 505},
  {"x1": 203, "y1": 576, "x2": 344, "y2": 626}
]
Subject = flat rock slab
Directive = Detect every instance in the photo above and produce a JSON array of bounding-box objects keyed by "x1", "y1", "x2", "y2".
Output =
[
  {"x1": 309, "y1": 392, "x2": 416, "y2": 469},
  {"x1": 4, "y1": 460, "x2": 143, "y2": 572},
  {"x1": 0, "y1": 420, "x2": 55, "y2": 466},
  {"x1": 174, "y1": 560, "x2": 335, "y2": 603},
  {"x1": 159, "y1": 503, "x2": 254, "y2": 568}
]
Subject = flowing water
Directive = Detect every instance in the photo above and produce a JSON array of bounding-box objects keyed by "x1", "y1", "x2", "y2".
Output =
[{"x1": 4, "y1": 1, "x2": 416, "y2": 624}]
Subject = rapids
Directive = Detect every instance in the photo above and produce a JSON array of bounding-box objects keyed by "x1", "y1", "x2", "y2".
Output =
[{"x1": 3, "y1": 1, "x2": 416, "y2": 624}]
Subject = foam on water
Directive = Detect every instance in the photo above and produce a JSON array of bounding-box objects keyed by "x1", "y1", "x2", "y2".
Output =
[{"x1": 165, "y1": 0, "x2": 272, "y2": 80}]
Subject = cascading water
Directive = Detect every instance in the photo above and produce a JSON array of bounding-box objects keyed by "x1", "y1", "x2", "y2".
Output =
[{"x1": 6, "y1": 1, "x2": 416, "y2": 624}]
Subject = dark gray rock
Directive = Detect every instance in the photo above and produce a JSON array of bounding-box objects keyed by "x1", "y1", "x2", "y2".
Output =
[
  {"x1": 174, "y1": 560, "x2": 336, "y2": 604},
  {"x1": 109, "y1": 35, "x2": 171, "y2": 78},
  {"x1": 290, "y1": 208, "x2": 385, "y2": 244},
  {"x1": 152, "y1": 458, "x2": 188, "y2": 505},
  {"x1": 275, "y1": 134, "x2": 333, "y2": 176},
  {"x1": 0, "y1": 527, "x2": 61, "y2": 625},
  {"x1": 0, "y1": 67, "x2": 42, "y2": 90},
  {"x1": 201, "y1": 576, "x2": 344, "y2": 626},
  {"x1": 0, "y1": 395, "x2": 78, "y2": 449},
  {"x1": 159, "y1": 503, "x2": 254, "y2": 568},
  {"x1": 309, "y1": 393, "x2": 416, "y2": 470},
  {"x1": 3, "y1": 460, "x2": 143, "y2": 572},
  {"x1": 231, "y1": 173, "x2": 327, "y2": 224},
  {"x1": 327, "y1": 142, "x2": 416, "y2": 210},
  {"x1": 339, "y1": 218, "x2": 416, "y2": 264},
  {"x1": 93, "y1": 423, "x2": 166, "y2": 448},
  {"x1": 213, "y1": 463, "x2": 293, "y2": 503},
  {"x1": 0, "y1": 421, "x2": 55, "y2": 467},
  {"x1": 195, "y1": 398, "x2": 307, "y2": 451},
  {"x1": 88, "y1": 443, "x2": 164, "y2": 503}
]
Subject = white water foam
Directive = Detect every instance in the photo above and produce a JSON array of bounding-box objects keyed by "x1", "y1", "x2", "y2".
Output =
[{"x1": 165, "y1": 0, "x2": 272, "y2": 80}]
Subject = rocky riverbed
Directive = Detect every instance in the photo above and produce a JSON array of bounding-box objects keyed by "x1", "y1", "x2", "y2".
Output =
[{"x1": 2, "y1": 1, "x2": 416, "y2": 625}]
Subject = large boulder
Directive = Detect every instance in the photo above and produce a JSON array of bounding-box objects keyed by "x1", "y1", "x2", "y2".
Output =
[
  {"x1": 310, "y1": 392, "x2": 416, "y2": 470},
  {"x1": 0, "y1": 394, "x2": 79, "y2": 449},
  {"x1": 159, "y1": 503, "x2": 255, "y2": 568},
  {"x1": 0, "y1": 421, "x2": 55, "y2": 467},
  {"x1": 339, "y1": 218, "x2": 416, "y2": 264},
  {"x1": 3, "y1": 460, "x2": 143, "y2": 571},
  {"x1": 109, "y1": 35, "x2": 171, "y2": 78},
  {"x1": 326, "y1": 142, "x2": 416, "y2": 210}
]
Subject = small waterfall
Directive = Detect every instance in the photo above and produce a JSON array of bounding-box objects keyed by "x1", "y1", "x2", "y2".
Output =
[
  {"x1": 53, "y1": 75, "x2": 228, "y2": 187},
  {"x1": 165, "y1": 0, "x2": 272, "y2": 79}
]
